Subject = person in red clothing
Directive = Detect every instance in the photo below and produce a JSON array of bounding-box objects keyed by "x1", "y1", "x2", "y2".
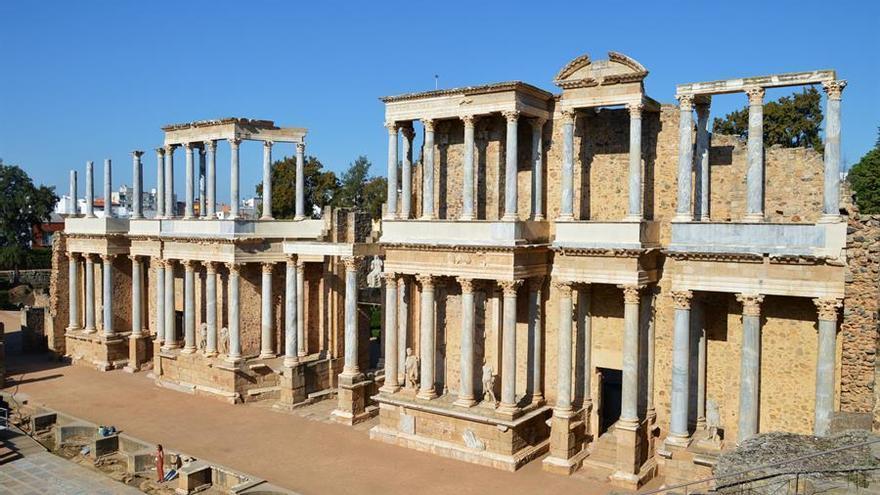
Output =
[{"x1": 155, "y1": 444, "x2": 165, "y2": 482}]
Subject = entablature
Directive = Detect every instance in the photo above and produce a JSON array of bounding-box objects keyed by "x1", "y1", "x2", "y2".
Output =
[
  {"x1": 162, "y1": 118, "x2": 307, "y2": 146},
  {"x1": 382, "y1": 81, "x2": 553, "y2": 122}
]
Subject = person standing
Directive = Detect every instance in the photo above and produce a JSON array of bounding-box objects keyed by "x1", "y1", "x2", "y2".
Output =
[{"x1": 155, "y1": 444, "x2": 165, "y2": 482}]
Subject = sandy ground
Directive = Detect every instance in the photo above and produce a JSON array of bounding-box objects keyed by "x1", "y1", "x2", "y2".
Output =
[{"x1": 0, "y1": 311, "x2": 624, "y2": 495}]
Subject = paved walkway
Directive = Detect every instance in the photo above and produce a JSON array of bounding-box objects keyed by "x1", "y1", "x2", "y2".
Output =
[{"x1": 0, "y1": 314, "x2": 618, "y2": 495}]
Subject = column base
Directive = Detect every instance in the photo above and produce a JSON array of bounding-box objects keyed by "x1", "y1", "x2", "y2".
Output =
[
  {"x1": 282, "y1": 356, "x2": 299, "y2": 367},
  {"x1": 501, "y1": 214, "x2": 517, "y2": 222},
  {"x1": 672, "y1": 214, "x2": 693, "y2": 223},
  {"x1": 225, "y1": 354, "x2": 242, "y2": 364},
  {"x1": 416, "y1": 389, "x2": 438, "y2": 400},
  {"x1": 181, "y1": 346, "x2": 196, "y2": 354},
  {"x1": 459, "y1": 214, "x2": 474, "y2": 221},
  {"x1": 611, "y1": 418, "x2": 648, "y2": 489},
  {"x1": 204, "y1": 350, "x2": 218, "y2": 358},
  {"x1": 557, "y1": 214, "x2": 574, "y2": 222},
  {"x1": 532, "y1": 214, "x2": 545, "y2": 222},
  {"x1": 663, "y1": 432, "x2": 691, "y2": 450},
  {"x1": 818, "y1": 213, "x2": 842, "y2": 223},
  {"x1": 379, "y1": 384, "x2": 401, "y2": 394},
  {"x1": 497, "y1": 402, "x2": 520, "y2": 418},
  {"x1": 543, "y1": 408, "x2": 587, "y2": 475},
  {"x1": 293, "y1": 215, "x2": 305, "y2": 221},
  {"x1": 260, "y1": 216, "x2": 274, "y2": 221},
  {"x1": 453, "y1": 396, "x2": 477, "y2": 408},
  {"x1": 624, "y1": 214, "x2": 642, "y2": 223},
  {"x1": 123, "y1": 333, "x2": 151, "y2": 373},
  {"x1": 742, "y1": 213, "x2": 764, "y2": 223},
  {"x1": 258, "y1": 351, "x2": 276, "y2": 360}
]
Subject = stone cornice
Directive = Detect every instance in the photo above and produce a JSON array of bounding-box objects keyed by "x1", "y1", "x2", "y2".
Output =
[
  {"x1": 553, "y1": 246, "x2": 654, "y2": 258},
  {"x1": 380, "y1": 80, "x2": 554, "y2": 104},
  {"x1": 161, "y1": 117, "x2": 277, "y2": 132}
]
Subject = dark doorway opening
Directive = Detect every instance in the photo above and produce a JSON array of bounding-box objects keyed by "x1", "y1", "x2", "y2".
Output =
[{"x1": 599, "y1": 367, "x2": 622, "y2": 435}]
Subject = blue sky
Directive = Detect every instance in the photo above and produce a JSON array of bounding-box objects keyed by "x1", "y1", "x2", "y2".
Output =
[{"x1": 2, "y1": 0, "x2": 878, "y2": 201}]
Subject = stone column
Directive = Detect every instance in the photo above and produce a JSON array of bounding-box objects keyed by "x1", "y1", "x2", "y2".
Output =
[
  {"x1": 83, "y1": 254, "x2": 96, "y2": 331},
  {"x1": 460, "y1": 116, "x2": 476, "y2": 221},
  {"x1": 744, "y1": 88, "x2": 765, "y2": 222},
  {"x1": 421, "y1": 119, "x2": 435, "y2": 219},
  {"x1": 69, "y1": 170, "x2": 77, "y2": 215},
  {"x1": 559, "y1": 109, "x2": 576, "y2": 220},
  {"x1": 103, "y1": 159, "x2": 113, "y2": 218},
  {"x1": 667, "y1": 290, "x2": 693, "y2": 446},
  {"x1": 164, "y1": 145, "x2": 175, "y2": 218},
  {"x1": 528, "y1": 277, "x2": 544, "y2": 403},
  {"x1": 644, "y1": 289, "x2": 656, "y2": 423},
  {"x1": 822, "y1": 81, "x2": 846, "y2": 221},
  {"x1": 295, "y1": 143, "x2": 305, "y2": 219},
  {"x1": 283, "y1": 255, "x2": 298, "y2": 366},
  {"x1": 205, "y1": 140, "x2": 216, "y2": 218},
  {"x1": 694, "y1": 100, "x2": 712, "y2": 221},
  {"x1": 416, "y1": 274, "x2": 437, "y2": 399},
  {"x1": 226, "y1": 263, "x2": 242, "y2": 362},
  {"x1": 674, "y1": 95, "x2": 694, "y2": 221},
  {"x1": 499, "y1": 279, "x2": 522, "y2": 412},
  {"x1": 694, "y1": 299, "x2": 707, "y2": 429},
  {"x1": 204, "y1": 262, "x2": 217, "y2": 357},
  {"x1": 381, "y1": 272, "x2": 400, "y2": 392},
  {"x1": 182, "y1": 260, "x2": 196, "y2": 353},
  {"x1": 131, "y1": 151, "x2": 143, "y2": 219},
  {"x1": 198, "y1": 147, "x2": 206, "y2": 217},
  {"x1": 555, "y1": 281, "x2": 574, "y2": 413},
  {"x1": 400, "y1": 125, "x2": 414, "y2": 219},
  {"x1": 626, "y1": 103, "x2": 644, "y2": 221},
  {"x1": 260, "y1": 262, "x2": 275, "y2": 358},
  {"x1": 385, "y1": 122, "x2": 399, "y2": 219},
  {"x1": 130, "y1": 255, "x2": 143, "y2": 337},
  {"x1": 229, "y1": 138, "x2": 241, "y2": 219},
  {"x1": 154, "y1": 259, "x2": 164, "y2": 344},
  {"x1": 85, "y1": 161, "x2": 95, "y2": 218},
  {"x1": 101, "y1": 254, "x2": 114, "y2": 336},
  {"x1": 814, "y1": 298, "x2": 841, "y2": 436},
  {"x1": 620, "y1": 285, "x2": 641, "y2": 423},
  {"x1": 163, "y1": 259, "x2": 176, "y2": 349},
  {"x1": 155, "y1": 148, "x2": 165, "y2": 218},
  {"x1": 296, "y1": 260, "x2": 306, "y2": 357},
  {"x1": 454, "y1": 277, "x2": 476, "y2": 406},
  {"x1": 261, "y1": 141, "x2": 274, "y2": 220},
  {"x1": 341, "y1": 257, "x2": 361, "y2": 377},
  {"x1": 502, "y1": 111, "x2": 520, "y2": 221},
  {"x1": 531, "y1": 118, "x2": 546, "y2": 221},
  {"x1": 578, "y1": 284, "x2": 592, "y2": 410},
  {"x1": 397, "y1": 276, "x2": 408, "y2": 378},
  {"x1": 736, "y1": 293, "x2": 764, "y2": 441},
  {"x1": 67, "y1": 253, "x2": 80, "y2": 330},
  {"x1": 184, "y1": 143, "x2": 195, "y2": 219}
]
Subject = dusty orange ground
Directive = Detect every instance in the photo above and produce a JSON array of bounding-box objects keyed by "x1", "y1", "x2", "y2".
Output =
[{"x1": 1, "y1": 312, "x2": 621, "y2": 495}]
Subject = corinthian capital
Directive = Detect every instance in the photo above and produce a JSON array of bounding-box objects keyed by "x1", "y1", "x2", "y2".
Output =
[
  {"x1": 458, "y1": 277, "x2": 474, "y2": 293},
  {"x1": 385, "y1": 121, "x2": 399, "y2": 134},
  {"x1": 131, "y1": 150, "x2": 144, "y2": 159},
  {"x1": 295, "y1": 142, "x2": 306, "y2": 154},
  {"x1": 676, "y1": 94, "x2": 695, "y2": 111},
  {"x1": 627, "y1": 103, "x2": 644, "y2": 119},
  {"x1": 560, "y1": 109, "x2": 576, "y2": 125},
  {"x1": 737, "y1": 293, "x2": 764, "y2": 317},
  {"x1": 552, "y1": 279, "x2": 573, "y2": 297},
  {"x1": 422, "y1": 118, "x2": 435, "y2": 133},
  {"x1": 416, "y1": 273, "x2": 434, "y2": 290},
  {"x1": 671, "y1": 290, "x2": 693, "y2": 310},
  {"x1": 261, "y1": 262, "x2": 275, "y2": 274},
  {"x1": 382, "y1": 271, "x2": 397, "y2": 285},
  {"x1": 498, "y1": 279, "x2": 522, "y2": 297},
  {"x1": 341, "y1": 256, "x2": 361, "y2": 272},
  {"x1": 813, "y1": 298, "x2": 842, "y2": 322},
  {"x1": 155, "y1": 147, "x2": 166, "y2": 157},
  {"x1": 745, "y1": 87, "x2": 765, "y2": 105},
  {"x1": 460, "y1": 115, "x2": 476, "y2": 127},
  {"x1": 228, "y1": 137, "x2": 242, "y2": 148},
  {"x1": 822, "y1": 80, "x2": 847, "y2": 100},
  {"x1": 203, "y1": 140, "x2": 217, "y2": 152},
  {"x1": 501, "y1": 110, "x2": 520, "y2": 122},
  {"x1": 263, "y1": 140, "x2": 273, "y2": 150},
  {"x1": 622, "y1": 285, "x2": 641, "y2": 304}
]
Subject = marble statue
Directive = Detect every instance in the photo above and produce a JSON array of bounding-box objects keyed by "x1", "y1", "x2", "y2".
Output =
[
  {"x1": 482, "y1": 365, "x2": 497, "y2": 406},
  {"x1": 198, "y1": 322, "x2": 207, "y2": 350},
  {"x1": 706, "y1": 399, "x2": 721, "y2": 443},
  {"x1": 367, "y1": 257, "x2": 383, "y2": 288},
  {"x1": 404, "y1": 347, "x2": 419, "y2": 389},
  {"x1": 219, "y1": 327, "x2": 229, "y2": 356}
]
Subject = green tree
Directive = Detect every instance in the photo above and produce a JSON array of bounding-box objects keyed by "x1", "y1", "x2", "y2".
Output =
[
  {"x1": 362, "y1": 176, "x2": 387, "y2": 219},
  {"x1": 713, "y1": 87, "x2": 825, "y2": 152},
  {"x1": 256, "y1": 155, "x2": 339, "y2": 218},
  {"x1": 848, "y1": 147, "x2": 880, "y2": 214},
  {"x1": 333, "y1": 155, "x2": 387, "y2": 219},
  {"x1": 0, "y1": 162, "x2": 58, "y2": 274}
]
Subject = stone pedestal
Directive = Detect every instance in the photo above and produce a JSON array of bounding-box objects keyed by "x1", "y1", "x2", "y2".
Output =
[
  {"x1": 542, "y1": 409, "x2": 587, "y2": 475},
  {"x1": 332, "y1": 373, "x2": 373, "y2": 425},
  {"x1": 123, "y1": 334, "x2": 151, "y2": 373},
  {"x1": 610, "y1": 419, "x2": 654, "y2": 489},
  {"x1": 276, "y1": 363, "x2": 308, "y2": 410},
  {"x1": 65, "y1": 329, "x2": 128, "y2": 371}
]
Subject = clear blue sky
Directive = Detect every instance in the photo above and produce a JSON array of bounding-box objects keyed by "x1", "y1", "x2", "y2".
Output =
[{"x1": 2, "y1": 0, "x2": 878, "y2": 201}]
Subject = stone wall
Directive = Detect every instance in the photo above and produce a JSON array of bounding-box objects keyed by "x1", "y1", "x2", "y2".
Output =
[
  {"x1": 0, "y1": 269, "x2": 52, "y2": 288},
  {"x1": 48, "y1": 233, "x2": 69, "y2": 355}
]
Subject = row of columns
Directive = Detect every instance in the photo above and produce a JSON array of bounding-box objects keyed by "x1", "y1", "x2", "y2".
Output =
[{"x1": 66, "y1": 253, "x2": 116, "y2": 336}]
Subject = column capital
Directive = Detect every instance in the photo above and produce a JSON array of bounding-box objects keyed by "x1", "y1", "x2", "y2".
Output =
[
  {"x1": 295, "y1": 142, "x2": 305, "y2": 153},
  {"x1": 285, "y1": 253, "x2": 298, "y2": 265},
  {"x1": 400, "y1": 124, "x2": 415, "y2": 140},
  {"x1": 621, "y1": 285, "x2": 641, "y2": 304},
  {"x1": 263, "y1": 140, "x2": 274, "y2": 149},
  {"x1": 676, "y1": 94, "x2": 695, "y2": 111},
  {"x1": 163, "y1": 258, "x2": 176, "y2": 269},
  {"x1": 228, "y1": 137, "x2": 242, "y2": 148},
  {"x1": 460, "y1": 115, "x2": 477, "y2": 127},
  {"x1": 131, "y1": 150, "x2": 144, "y2": 158},
  {"x1": 552, "y1": 279, "x2": 573, "y2": 296},
  {"x1": 149, "y1": 257, "x2": 163, "y2": 270},
  {"x1": 695, "y1": 100, "x2": 712, "y2": 117},
  {"x1": 736, "y1": 293, "x2": 764, "y2": 317},
  {"x1": 341, "y1": 256, "x2": 361, "y2": 271},
  {"x1": 155, "y1": 147, "x2": 166, "y2": 157},
  {"x1": 183, "y1": 142, "x2": 194, "y2": 151},
  {"x1": 822, "y1": 80, "x2": 847, "y2": 100},
  {"x1": 382, "y1": 271, "x2": 398, "y2": 285},
  {"x1": 127, "y1": 254, "x2": 141, "y2": 262},
  {"x1": 203, "y1": 260, "x2": 217, "y2": 273},
  {"x1": 457, "y1": 277, "x2": 474, "y2": 293},
  {"x1": 385, "y1": 121, "x2": 399, "y2": 134},
  {"x1": 422, "y1": 118, "x2": 435, "y2": 133},
  {"x1": 501, "y1": 110, "x2": 520, "y2": 122},
  {"x1": 182, "y1": 259, "x2": 196, "y2": 271},
  {"x1": 671, "y1": 290, "x2": 693, "y2": 310},
  {"x1": 261, "y1": 262, "x2": 274, "y2": 274},
  {"x1": 83, "y1": 252, "x2": 96, "y2": 262},
  {"x1": 225, "y1": 262, "x2": 241, "y2": 274},
  {"x1": 416, "y1": 273, "x2": 434, "y2": 290},
  {"x1": 627, "y1": 102, "x2": 645, "y2": 118},
  {"x1": 497, "y1": 279, "x2": 522, "y2": 297},
  {"x1": 560, "y1": 108, "x2": 577, "y2": 125},
  {"x1": 813, "y1": 298, "x2": 842, "y2": 322},
  {"x1": 203, "y1": 139, "x2": 217, "y2": 151},
  {"x1": 164, "y1": 144, "x2": 177, "y2": 154},
  {"x1": 67, "y1": 252, "x2": 79, "y2": 261},
  {"x1": 745, "y1": 87, "x2": 765, "y2": 105},
  {"x1": 99, "y1": 253, "x2": 115, "y2": 263},
  {"x1": 528, "y1": 276, "x2": 545, "y2": 291}
]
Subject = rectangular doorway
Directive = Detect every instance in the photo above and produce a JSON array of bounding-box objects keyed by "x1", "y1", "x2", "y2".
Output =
[{"x1": 598, "y1": 367, "x2": 622, "y2": 435}]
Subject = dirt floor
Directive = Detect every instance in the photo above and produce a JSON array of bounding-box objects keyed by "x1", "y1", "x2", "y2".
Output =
[{"x1": 0, "y1": 311, "x2": 629, "y2": 495}]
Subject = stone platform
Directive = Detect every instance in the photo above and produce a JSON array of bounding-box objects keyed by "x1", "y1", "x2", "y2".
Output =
[{"x1": 65, "y1": 329, "x2": 129, "y2": 371}]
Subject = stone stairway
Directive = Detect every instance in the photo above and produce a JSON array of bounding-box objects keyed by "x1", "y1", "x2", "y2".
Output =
[{"x1": 582, "y1": 426, "x2": 618, "y2": 474}]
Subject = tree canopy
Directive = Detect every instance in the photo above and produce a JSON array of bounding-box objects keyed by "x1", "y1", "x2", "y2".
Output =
[
  {"x1": 713, "y1": 87, "x2": 825, "y2": 152},
  {"x1": 0, "y1": 161, "x2": 58, "y2": 271},
  {"x1": 848, "y1": 139, "x2": 880, "y2": 214}
]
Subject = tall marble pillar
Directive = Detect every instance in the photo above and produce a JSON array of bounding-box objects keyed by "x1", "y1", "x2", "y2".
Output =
[
  {"x1": 84, "y1": 254, "x2": 96, "y2": 331},
  {"x1": 822, "y1": 81, "x2": 846, "y2": 221},
  {"x1": 85, "y1": 161, "x2": 95, "y2": 218},
  {"x1": 694, "y1": 299, "x2": 707, "y2": 429},
  {"x1": 421, "y1": 120, "x2": 436, "y2": 219},
  {"x1": 229, "y1": 138, "x2": 241, "y2": 219},
  {"x1": 559, "y1": 109, "x2": 576, "y2": 221},
  {"x1": 198, "y1": 147, "x2": 206, "y2": 217},
  {"x1": 226, "y1": 263, "x2": 242, "y2": 362},
  {"x1": 184, "y1": 143, "x2": 195, "y2": 219},
  {"x1": 455, "y1": 277, "x2": 476, "y2": 406},
  {"x1": 261, "y1": 141, "x2": 274, "y2": 220},
  {"x1": 531, "y1": 118, "x2": 546, "y2": 221},
  {"x1": 260, "y1": 262, "x2": 275, "y2": 358},
  {"x1": 385, "y1": 122, "x2": 398, "y2": 219},
  {"x1": 130, "y1": 255, "x2": 143, "y2": 337},
  {"x1": 67, "y1": 253, "x2": 80, "y2": 330},
  {"x1": 417, "y1": 274, "x2": 437, "y2": 399},
  {"x1": 736, "y1": 293, "x2": 764, "y2": 441},
  {"x1": 101, "y1": 254, "x2": 114, "y2": 335},
  {"x1": 674, "y1": 95, "x2": 694, "y2": 221},
  {"x1": 528, "y1": 277, "x2": 544, "y2": 403},
  {"x1": 103, "y1": 159, "x2": 113, "y2": 218},
  {"x1": 131, "y1": 151, "x2": 144, "y2": 219},
  {"x1": 744, "y1": 88, "x2": 765, "y2": 222},
  {"x1": 397, "y1": 276, "x2": 408, "y2": 378},
  {"x1": 814, "y1": 298, "x2": 841, "y2": 436},
  {"x1": 460, "y1": 116, "x2": 476, "y2": 221},
  {"x1": 154, "y1": 259, "x2": 164, "y2": 344},
  {"x1": 204, "y1": 140, "x2": 216, "y2": 218},
  {"x1": 69, "y1": 170, "x2": 78, "y2": 215},
  {"x1": 163, "y1": 259, "x2": 176, "y2": 349},
  {"x1": 620, "y1": 286, "x2": 641, "y2": 423},
  {"x1": 283, "y1": 255, "x2": 298, "y2": 366},
  {"x1": 182, "y1": 260, "x2": 196, "y2": 353},
  {"x1": 643, "y1": 289, "x2": 656, "y2": 423},
  {"x1": 296, "y1": 260, "x2": 306, "y2": 357},
  {"x1": 341, "y1": 257, "x2": 361, "y2": 376},
  {"x1": 626, "y1": 103, "x2": 644, "y2": 221},
  {"x1": 694, "y1": 101, "x2": 712, "y2": 221},
  {"x1": 578, "y1": 285, "x2": 592, "y2": 410},
  {"x1": 381, "y1": 272, "x2": 400, "y2": 392},
  {"x1": 554, "y1": 281, "x2": 574, "y2": 413},
  {"x1": 502, "y1": 111, "x2": 519, "y2": 221},
  {"x1": 295, "y1": 143, "x2": 305, "y2": 219},
  {"x1": 164, "y1": 145, "x2": 175, "y2": 218},
  {"x1": 499, "y1": 279, "x2": 522, "y2": 412},
  {"x1": 155, "y1": 148, "x2": 165, "y2": 218},
  {"x1": 400, "y1": 126, "x2": 414, "y2": 219},
  {"x1": 667, "y1": 290, "x2": 693, "y2": 446},
  {"x1": 204, "y1": 262, "x2": 217, "y2": 357}
]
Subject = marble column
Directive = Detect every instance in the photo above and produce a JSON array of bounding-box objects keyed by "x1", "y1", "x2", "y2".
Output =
[
  {"x1": 163, "y1": 259, "x2": 176, "y2": 349},
  {"x1": 296, "y1": 261, "x2": 306, "y2": 357},
  {"x1": 381, "y1": 272, "x2": 400, "y2": 392},
  {"x1": 744, "y1": 88, "x2": 765, "y2": 222},
  {"x1": 668, "y1": 290, "x2": 693, "y2": 446},
  {"x1": 205, "y1": 140, "x2": 216, "y2": 218},
  {"x1": 103, "y1": 159, "x2": 113, "y2": 218},
  {"x1": 499, "y1": 279, "x2": 522, "y2": 412},
  {"x1": 814, "y1": 298, "x2": 842, "y2": 436},
  {"x1": 694, "y1": 100, "x2": 712, "y2": 221},
  {"x1": 555, "y1": 281, "x2": 574, "y2": 413},
  {"x1": 101, "y1": 254, "x2": 114, "y2": 336},
  {"x1": 416, "y1": 274, "x2": 437, "y2": 399},
  {"x1": 226, "y1": 263, "x2": 242, "y2": 362},
  {"x1": 130, "y1": 255, "x2": 142, "y2": 337},
  {"x1": 694, "y1": 299, "x2": 707, "y2": 429},
  {"x1": 131, "y1": 151, "x2": 143, "y2": 219},
  {"x1": 502, "y1": 111, "x2": 520, "y2": 221},
  {"x1": 155, "y1": 148, "x2": 165, "y2": 218},
  {"x1": 341, "y1": 257, "x2": 361, "y2": 376},
  {"x1": 644, "y1": 289, "x2": 656, "y2": 423},
  {"x1": 260, "y1": 262, "x2": 275, "y2": 358},
  {"x1": 531, "y1": 118, "x2": 545, "y2": 221},
  {"x1": 385, "y1": 122, "x2": 398, "y2": 219},
  {"x1": 675, "y1": 95, "x2": 694, "y2": 221},
  {"x1": 295, "y1": 143, "x2": 305, "y2": 219},
  {"x1": 69, "y1": 170, "x2": 77, "y2": 215},
  {"x1": 528, "y1": 277, "x2": 544, "y2": 403},
  {"x1": 204, "y1": 262, "x2": 217, "y2": 357},
  {"x1": 400, "y1": 126, "x2": 414, "y2": 219},
  {"x1": 164, "y1": 145, "x2": 175, "y2": 218},
  {"x1": 84, "y1": 254, "x2": 96, "y2": 331},
  {"x1": 822, "y1": 81, "x2": 846, "y2": 221},
  {"x1": 397, "y1": 276, "x2": 408, "y2": 378},
  {"x1": 421, "y1": 119, "x2": 435, "y2": 219},
  {"x1": 184, "y1": 143, "x2": 195, "y2": 219},
  {"x1": 198, "y1": 147, "x2": 206, "y2": 217},
  {"x1": 454, "y1": 277, "x2": 476, "y2": 406},
  {"x1": 154, "y1": 259, "x2": 164, "y2": 344},
  {"x1": 620, "y1": 285, "x2": 641, "y2": 423},
  {"x1": 460, "y1": 116, "x2": 476, "y2": 221},
  {"x1": 283, "y1": 255, "x2": 298, "y2": 366},
  {"x1": 559, "y1": 109, "x2": 576, "y2": 220},
  {"x1": 182, "y1": 260, "x2": 196, "y2": 353},
  {"x1": 578, "y1": 284, "x2": 592, "y2": 409},
  {"x1": 736, "y1": 293, "x2": 764, "y2": 441},
  {"x1": 261, "y1": 141, "x2": 274, "y2": 220},
  {"x1": 626, "y1": 103, "x2": 644, "y2": 221},
  {"x1": 67, "y1": 253, "x2": 80, "y2": 330},
  {"x1": 85, "y1": 161, "x2": 95, "y2": 218},
  {"x1": 229, "y1": 138, "x2": 241, "y2": 219}
]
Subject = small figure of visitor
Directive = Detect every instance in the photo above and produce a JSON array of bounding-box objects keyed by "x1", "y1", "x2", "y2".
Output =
[{"x1": 155, "y1": 444, "x2": 164, "y2": 482}]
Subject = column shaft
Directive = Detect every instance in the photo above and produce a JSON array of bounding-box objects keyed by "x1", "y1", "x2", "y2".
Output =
[
  {"x1": 164, "y1": 146, "x2": 175, "y2": 217},
  {"x1": 84, "y1": 255, "x2": 95, "y2": 331},
  {"x1": 227, "y1": 264, "x2": 242, "y2": 361},
  {"x1": 296, "y1": 262, "x2": 306, "y2": 356},
  {"x1": 69, "y1": 170, "x2": 77, "y2": 214},
  {"x1": 417, "y1": 275, "x2": 437, "y2": 399},
  {"x1": 499, "y1": 280, "x2": 520, "y2": 411},
  {"x1": 502, "y1": 111, "x2": 519, "y2": 220},
  {"x1": 455, "y1": 278, "x2": 475, "y2": 406},
  {"x1": 260, "y1": 263, "x2": 274, "y2": 358},
  {"x1": 531, "y1": 118, "x2": 545, "y2": 221},
  {"x1": 163, "y1": 260, "x2": 176, "y2": 348},
  {"x1": 284, "y1": 257, "x2": 298, "y2": 366},
  {"x1": 295, "y1": 143, "x2": 305, "y2": 219},
  {"x1": 421, "y1": 120, "x2": 435, "y2": 219},
  {"x1": 695, "y1": 102, "x2": 711, "y2": 221},
  {"x1": 131, "y1": 151, "x2": 143, "y2": 219},
  {"x1": 155, "y1": 149, "x2": 165, "y2": 218},
  {"x1": 205, "y1": 263, "x2": 217, "y2": 356},
  {"x1": 620, "y1": 286, "x2": 641, "y2": 422},
  {"x1": 461, "y1": 116, "x2": 475, "y2": 220},
  {"x1": 555, "y1": 282, "x2": 574, "y2": 412},
  {"x1": 85, "y1": 161, "x2": 95, "y2": 218},
  {"x1": 627, "y1": 104, "x2": 643, "y2": 220},
  {"x1": 102, "y1": 255, "x2": 114, "y2": 335},
  {"x1": 814, "y1": 298, "x2": 841, "y2": 436},
  {"x1": 381, "y1": 273, "x2": 400, "y2": 392},
  {"x1": 229, "y1": 139, "x2": 240, "y2": 219},
  {"x1": 675, "y1": 95, "x2": 694, "y2": 221},
  {"x1": 397, "y1": 277, "x2": 408, "y2": 377},
  {"x1": 103, "y1": 159, "x2": 112, "y2": 218},
  {"x1": 669, "y1": 291, "x2": 692, "y2": 442},
  {"x1": 529, "y1": 278, "x2": 544, "y2": 402},
  {"x1": 578, "y1": 285, "x2": 592, "y2": 405},
  {"x1": 695, "y1": 300, "x2": 707, "y2": 428},
  {"x1": 559, "y1": 110, "x2": 575, "y2": 220},
  {"x1": 68, "y1": 254, "x2": 80, "y2": 330},
  {"x1": 342, "y1": 257, "x2": 360, "y2": 375},
  {"x1": 183, "y1": 262, "x2": 196, "y2": 352},
  {"x1": 737, "y1": 294, "x2": 763, "y2": 441},
  {"x1": 154, "y1": 261, "x2": 164, "y2": 343},
  {"x1": 184, "y1": 144, "x2": 194, "y2": 218},
  {"x1": 745, "y1": 88, "x2": 765, "y2": 221},
  {"x1": 822, "y1": 82, "x2": 846, "y2": 219},
  {"x1": 131, "y1": 256, "x2": 142, "y2": 336},
  {"x1": 205, "y1": 141, "x2": 216, "y2": 218},
  {"x1": 385, "y1": 123, "x2": 398, "y2": 219},
  {"x1": 199, "y1": 148, "x2": 206, "y2": 217},
  {"x1": 261, "y1": 141, "x2": 274, "y2": 219},
  {"x1": 400, "y1": 127, "x2": 413, "y2": 219}
]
